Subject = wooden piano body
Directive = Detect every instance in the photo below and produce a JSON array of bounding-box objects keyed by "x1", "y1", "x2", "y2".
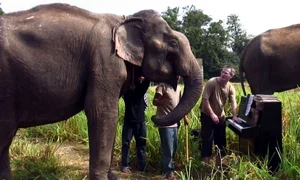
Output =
[{"x1": 227, "y1": 94, "x2": 282, "y2": 172}]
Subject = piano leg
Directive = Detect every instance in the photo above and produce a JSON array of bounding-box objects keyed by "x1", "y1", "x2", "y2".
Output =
[
  {"x1": 239, "y1": 135, "x2": 282, "y2": 173},
  {"x1": 239, "y1": 137, "x2": 255, "y2": 155},
  {"x1": 255, "y1": 134, "x2": 282, "y2": 173}
]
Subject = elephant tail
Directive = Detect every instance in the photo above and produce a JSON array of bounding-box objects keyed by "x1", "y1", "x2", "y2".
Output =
[{"x1": 239, "y1": 42, "x2": 249, "y2": 96}]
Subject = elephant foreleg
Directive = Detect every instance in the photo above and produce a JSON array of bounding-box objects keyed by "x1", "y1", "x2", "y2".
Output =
[{"x1": 85, "y1": 90, "x2": 120, "y2": 180}]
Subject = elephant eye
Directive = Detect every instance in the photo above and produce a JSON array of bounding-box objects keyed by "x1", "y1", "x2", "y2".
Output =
[{"x1": 168, "y1": 40, "x2": 178, "y2": 48}]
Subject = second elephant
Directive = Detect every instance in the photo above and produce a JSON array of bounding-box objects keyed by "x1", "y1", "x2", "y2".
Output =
[{"x1": 240, "y1": 24, "x2": 300, "y2": 95}]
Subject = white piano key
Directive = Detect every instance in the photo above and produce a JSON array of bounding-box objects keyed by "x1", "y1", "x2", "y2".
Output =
[{"x1": 227, "y1": 119, "x2": 243, "y2": 132}]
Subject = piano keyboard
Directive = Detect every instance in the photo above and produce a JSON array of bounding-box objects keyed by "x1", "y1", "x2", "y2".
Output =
[{"x1": 227, "y1": 118, "x2": 252, "y2": 132}]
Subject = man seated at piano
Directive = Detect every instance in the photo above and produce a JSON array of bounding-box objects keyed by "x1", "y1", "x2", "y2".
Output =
[{"x1": 199, "y1": 65, "x2": 239, "y2": 166}]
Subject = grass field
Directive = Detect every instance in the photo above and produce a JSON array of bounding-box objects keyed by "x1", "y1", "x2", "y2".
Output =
[{"x1": 9, "y1": 83, "x2": 300, "y2": 179}]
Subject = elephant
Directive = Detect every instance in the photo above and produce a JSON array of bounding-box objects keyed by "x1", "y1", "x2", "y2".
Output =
[
  {"x1": 240, "y1": 24, "x2": 300, "y2": 95},
  {"x1": 0, "y1": 3, "x2": 203, "y2": 180}
]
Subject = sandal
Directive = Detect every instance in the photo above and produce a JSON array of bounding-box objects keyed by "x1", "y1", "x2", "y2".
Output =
[{"x1": 121, "y1": 167, "x2": 131, "y2": 173}]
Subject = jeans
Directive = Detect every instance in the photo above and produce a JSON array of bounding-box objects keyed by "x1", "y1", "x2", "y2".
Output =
[
  {"x1": 158, "y1": 127, "x2": 178, "y2": 175},
  {"x1": 200, "y1": 112, "x2": 226, "y2": 158},
  {"x1": 121, "y1": 120, "x2": 146, "y2": 170}
]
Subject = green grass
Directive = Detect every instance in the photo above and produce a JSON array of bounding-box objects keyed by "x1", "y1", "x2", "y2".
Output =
[{"x1": 9, "y1": 84, "x2": 300, "y2": 179}]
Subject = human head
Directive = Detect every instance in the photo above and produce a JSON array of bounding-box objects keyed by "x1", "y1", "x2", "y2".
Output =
[
  {"x1": 220, "y1": 65, "x2": 235, "y2": 82},
  {"x1": 222, "y1": 65, "x2": 235, "y2": 76}
]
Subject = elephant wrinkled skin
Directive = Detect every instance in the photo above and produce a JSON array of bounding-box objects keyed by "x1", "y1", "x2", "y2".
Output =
[
  {"x1": 0, "y1": 3, "x2": 203, "y2": 180},
  {"x1": 240, "y1": 24, "x2": 300, "y2": 95}
]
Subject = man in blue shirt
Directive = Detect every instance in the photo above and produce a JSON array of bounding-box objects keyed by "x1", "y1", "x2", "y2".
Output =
[{"x1": 121, "y1": 76, "x2": 150, "y2": 173}]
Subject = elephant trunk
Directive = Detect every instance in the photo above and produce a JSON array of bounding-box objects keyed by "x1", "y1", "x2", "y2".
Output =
[{"x1": 152, "y1": 61, "x2": 203, "y2": 126}]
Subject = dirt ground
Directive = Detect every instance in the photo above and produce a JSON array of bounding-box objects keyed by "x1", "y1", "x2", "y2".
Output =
[{"x1": 54, "y1": 143, "x2": 167, "y2": 180}]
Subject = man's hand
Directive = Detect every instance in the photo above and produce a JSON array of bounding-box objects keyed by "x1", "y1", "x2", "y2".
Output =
[
  {"x1": 153, "y1": 93, "x2": 163, "y2": 106},
  {"x1": 184, "y1": 116, "x2": 189, "y2": 125},
  {"x1": 211, "y1": 114, "x2": 219, "y2": 124},
  {"x1": 139, "y1": 76, "x2": 145, "y2": 83},
  {"x1": 232, "y1": 116, "x2": 241, "y2": 123}
]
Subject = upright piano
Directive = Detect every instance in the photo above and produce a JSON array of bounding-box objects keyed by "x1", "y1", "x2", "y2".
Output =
[{"x1": 226, "y1": 94, "x2": 282, "y2": 172}]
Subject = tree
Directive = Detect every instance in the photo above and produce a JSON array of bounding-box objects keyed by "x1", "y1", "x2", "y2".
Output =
[
  {"x1": 0, "y1": 3, "x2": 4, "y2": 15},
  {"x1": 180, "y1": 6, "x2": 231, "y2": 78},
  {"x1": 225, "y1": 14, "x2": 251, "y2": 80},
  {"x1": 161, "y1": 6, "x2": 250, "y2": 79},
  {"x1": 161, "y1": 7, "x2": 182, "y2": 32},
  {"x1": 226, "y1": 14, "x2": 249, "y2": 56},
  {"x1": 180, "y1": 5, "x2": 211, "y2": 58},
  {"x1": 201, "y1": 20, "x2": 231, "y2": 78}
]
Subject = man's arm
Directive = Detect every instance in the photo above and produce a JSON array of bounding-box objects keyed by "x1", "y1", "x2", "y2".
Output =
[
  {"x1": 231, "y1": 99, "x2": 238, "y2": 118},
  {"x1": 202, "y1": 99, "x2": 219, "y2": 124},
  {"x1": 135, "y1": 77, "x2": 150, "y2": 96},
  {"x1": 230, "y1": 99, "x2": 241, "y2": 122},
  {"x1": 229, "y1": 85, "x2": 240, "y2": 122},
  {"x1": 202, "y1": 99, "x2": 213, "y2": 117}
]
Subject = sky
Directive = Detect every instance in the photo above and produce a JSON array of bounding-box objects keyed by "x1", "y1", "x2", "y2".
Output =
[{"x1": 1, "y1": 0, "x2": 300, "y2": 36}]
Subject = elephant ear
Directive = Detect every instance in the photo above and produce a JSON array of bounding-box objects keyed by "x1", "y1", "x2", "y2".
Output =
[{"x1": 113, "y1": 17, "x2": 144, "y2": 66}]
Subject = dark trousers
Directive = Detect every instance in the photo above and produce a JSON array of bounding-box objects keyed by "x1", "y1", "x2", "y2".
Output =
[
  {"x1": 121, "y1": 120, "x2": 146, "y2": 170},
  {"x1": 200, "y1": 112, "x2": 226, "y2": 157},
  {"x1": 158, "y1": 127, "x2": 178, "y2": 175}
]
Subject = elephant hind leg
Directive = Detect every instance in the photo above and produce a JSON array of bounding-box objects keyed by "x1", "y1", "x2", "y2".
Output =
[
  {"x1": 0, "y1": 145, "x2": 14, "y2": 180},
  {"x1": 0, "y1": 121, "x2": 18, "y2": 180}
]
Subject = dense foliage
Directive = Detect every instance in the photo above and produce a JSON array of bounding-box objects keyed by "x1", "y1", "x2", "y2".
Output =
[{"x1": 161, "y1": 6, "x2": 252, "y2": 80}]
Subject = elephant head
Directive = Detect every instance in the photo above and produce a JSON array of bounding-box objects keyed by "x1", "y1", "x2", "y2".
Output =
[{"x1": 113, "y1": 10, "x2": 203, "y2": 126}]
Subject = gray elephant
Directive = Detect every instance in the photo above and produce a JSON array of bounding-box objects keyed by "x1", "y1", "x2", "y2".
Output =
[
  {"x1": 0, "y1": 3, "x2": 203, "y2": 180},
  {"x1": 240, "y1": 24, "x2": 300, "y2": 95}
]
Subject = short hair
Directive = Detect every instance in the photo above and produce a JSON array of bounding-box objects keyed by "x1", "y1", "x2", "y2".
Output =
[{"x1": 222, "y1": 65, "x2": 235, "y2": 76}]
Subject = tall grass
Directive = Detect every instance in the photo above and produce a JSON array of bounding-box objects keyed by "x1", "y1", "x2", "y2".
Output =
[{"x1": 10, "y1": 84, "x2": 300, "y2": 179}]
